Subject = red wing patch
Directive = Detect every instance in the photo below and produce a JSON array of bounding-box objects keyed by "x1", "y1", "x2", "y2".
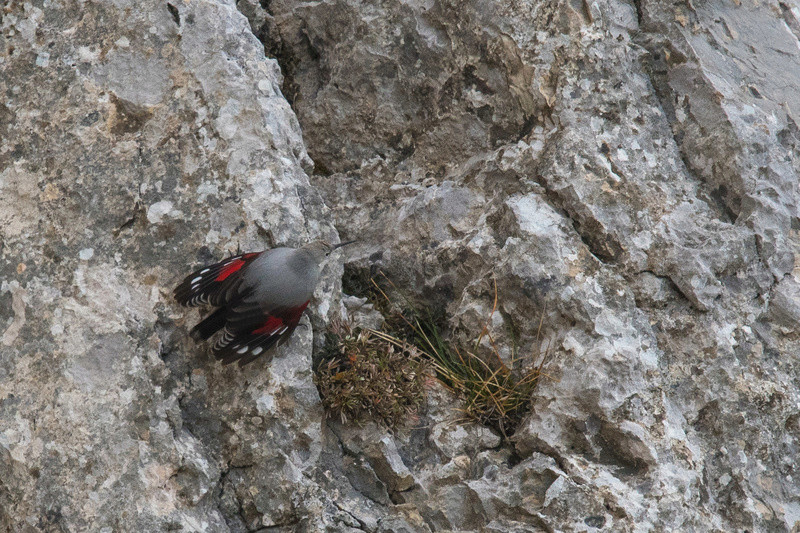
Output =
[
  {"x1": 285, "y1": 301, "x2": 310, "y2": 322},
  {"x1": 252, "y1": 316, "x2": 284, "y2": 335},
  {"x1": 251, "y1": 302, "x2": 309, "y2": 335},
  {"x1": 216, "y1": 259, "x2": 245, "y2": 281},
  {"x1": 213, "y1": 301, "x2": 310, "y2": 366},
  {"x1": 174, "y1": 252, "x2": 262, "y2": 307},
  {"x1": 215, "y1": 253, "x2": 260, "y2": 282}
]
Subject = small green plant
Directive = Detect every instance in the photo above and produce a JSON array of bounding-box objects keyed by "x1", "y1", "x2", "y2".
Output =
[
  {"x1": 370, "y1": 275, "x2": 547, "y2": 438},
  {"x1": 315, "y1": 319, "x2": 429, "y2": 428}
]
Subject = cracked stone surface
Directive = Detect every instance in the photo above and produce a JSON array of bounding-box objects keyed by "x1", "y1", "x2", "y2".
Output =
[
  {"x1": 244, "y1": 0, "x2": 800, "y2": 529},
  {"x1": 2, "y1": 0, "x2": 800, "y2": 531}
]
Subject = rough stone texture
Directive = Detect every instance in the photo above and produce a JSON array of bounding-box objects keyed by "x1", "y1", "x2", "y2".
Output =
[
  {"x1": 2, "y1": 0, "x2": 800, "y2": 531},
  {"x1": 243, "y1": 0, "x2": 800, "y2": 530},
  {"x1": 0, "y1": 0, "x2": 356, "y2": 530}
]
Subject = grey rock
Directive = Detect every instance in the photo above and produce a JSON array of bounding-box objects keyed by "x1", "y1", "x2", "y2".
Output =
[
  {"x1": 367, "y1": 436, "x2": 415, "y2": 493},
  {"x1": 427, "y1": 385, "x2": 503, "y2": 459},
  {"x1": 376, "y1": 505, "x2": 432, "y2": 533},
  {"x1": 769, "y1": 277, "x2": 800, "y2": 330},
  {"x1": 342, "y1": 294, "x2": 385, "y2": 330},
  {"x1": 0, "y1": 0, "x2": 350, "y2": 530},
  {"x1": 243, "y1": 0, "x2": 800, "y2": 529},
  {"x1": 329, "y1": 422, "x2": 415, "y2": 494},
  {"x1": 3, "y1": 0, "x2": 800, "y2": 530}
]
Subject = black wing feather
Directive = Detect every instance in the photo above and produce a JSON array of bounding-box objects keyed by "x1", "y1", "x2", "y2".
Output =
[
  {"x1": 212, "y1": 303, "x2": 309, "y2": 366},
  {"x1": 173, "y1": 253, "x2": 260, "y2": 307}
]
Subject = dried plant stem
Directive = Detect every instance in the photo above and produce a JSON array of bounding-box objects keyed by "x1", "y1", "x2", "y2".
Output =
[{"x1": 369, "y1": 273, "x2": 548, "y2": 438}]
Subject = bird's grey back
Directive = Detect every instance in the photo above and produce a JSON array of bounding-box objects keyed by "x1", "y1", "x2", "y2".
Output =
[{"x1": 242, "y1": 247, "x2": 320, "y2": 309}]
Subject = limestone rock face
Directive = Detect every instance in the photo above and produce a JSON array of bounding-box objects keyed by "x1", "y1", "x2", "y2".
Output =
[
  {"x1": 0, "y1": 0, "x2": 350, "y2": 530},
  {"x1": 2, "y1": 0, "x2": 799, "y2": 530}
]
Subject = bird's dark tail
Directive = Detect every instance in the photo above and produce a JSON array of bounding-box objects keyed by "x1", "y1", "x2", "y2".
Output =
[{"x1": 191, "y1": 307, "x2": 228, "y2": 341}]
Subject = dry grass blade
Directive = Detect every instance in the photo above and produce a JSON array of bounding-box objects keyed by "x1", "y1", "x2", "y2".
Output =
[{"x1": 369, "y1": 273, "x2": 549, "y2": 439}]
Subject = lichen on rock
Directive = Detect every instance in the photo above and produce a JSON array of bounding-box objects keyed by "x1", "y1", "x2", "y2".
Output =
[{"x1": 3, "y1": 0, "x2": 800, "y2": 530}]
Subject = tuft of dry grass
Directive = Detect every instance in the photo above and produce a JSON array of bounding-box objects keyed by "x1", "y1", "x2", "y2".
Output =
[
  {"x1": 315, "y1": 319, "x2": 429, "y2": 428},
  {"x1": 370, "y1": 275, "x2": 548, "y2": 439}
]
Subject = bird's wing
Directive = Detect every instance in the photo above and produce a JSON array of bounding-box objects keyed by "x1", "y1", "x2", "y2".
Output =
[
  {"x1": 173, "y1": 252, "x2": 262, "y2": 307},
  {"x1": 212, "y1": 300, "x2": 310, "y2": 366}
]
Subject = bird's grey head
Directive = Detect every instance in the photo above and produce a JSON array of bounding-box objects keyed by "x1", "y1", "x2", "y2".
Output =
[{"x1": 301, "y1": 240, "x2": 355, "y2": 265}]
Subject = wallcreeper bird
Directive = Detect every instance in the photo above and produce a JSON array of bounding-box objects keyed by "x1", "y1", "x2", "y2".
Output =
[{"x1": 174, "y1": 240, "x2": 354, "y2": 366}]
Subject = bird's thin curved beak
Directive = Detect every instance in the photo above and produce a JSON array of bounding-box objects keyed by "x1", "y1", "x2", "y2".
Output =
[{"x1": 332, "y1": 240, "x2": 356, "y2": 250}]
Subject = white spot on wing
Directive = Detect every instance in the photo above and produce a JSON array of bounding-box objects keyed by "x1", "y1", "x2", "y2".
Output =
[
  {"x1": 252, "y1": 347, "x2": 263, "y2": 355},
  {"x1": 201, "y1": 268, "x2": 209, "y2": 274},
  {"x1": 192, "y1": 276, "x2": 202, "y2": 283},
  {"x1": 236, "y1": 346, "x2": 248, "y2": 354}
]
